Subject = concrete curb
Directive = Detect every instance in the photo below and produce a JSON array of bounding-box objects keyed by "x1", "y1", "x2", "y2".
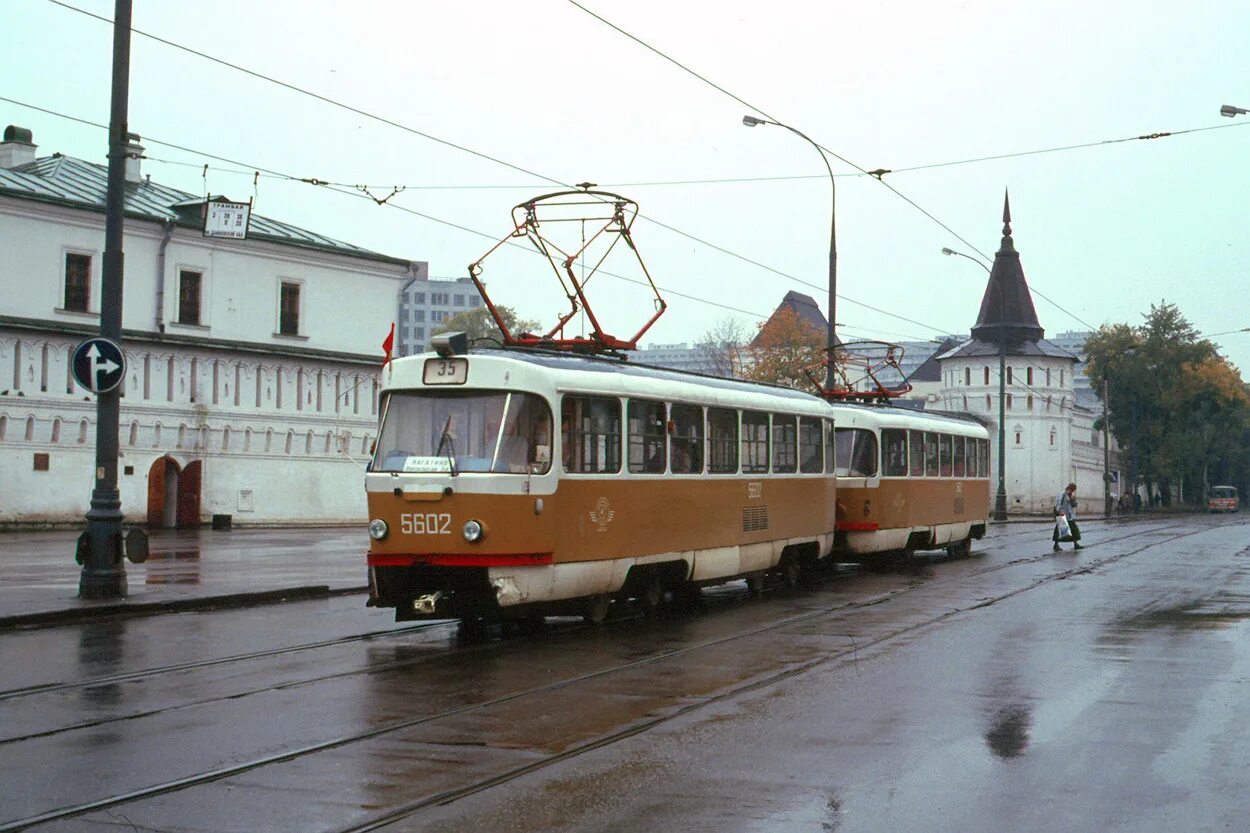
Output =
[{"x1": 0, "y1": 584, "x2": 368, "y2": 631}]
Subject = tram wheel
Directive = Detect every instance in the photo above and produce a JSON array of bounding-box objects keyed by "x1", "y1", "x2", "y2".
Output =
[
  {"x1": 583, "y1": 593, "x2": 611, "y2": 625},
  {"x1": 640, "y1": 579, "x2": 666, "y2": 618},
  {"x1": 945, "y1": 536, "x2": 973, "y2": 559},
  {"x1": 457, "y1": 617, "x2": 490, "y2": 642}
]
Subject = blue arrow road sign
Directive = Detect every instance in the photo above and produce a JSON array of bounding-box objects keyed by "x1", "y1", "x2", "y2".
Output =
[{"x1": 72, "y1": 338, "x2": 126, "y2": 394}]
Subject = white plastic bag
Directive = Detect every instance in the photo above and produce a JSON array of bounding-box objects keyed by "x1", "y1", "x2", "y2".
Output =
[{"x1": 1055, "y1": 514, "x2": 1072, "y2": 542}]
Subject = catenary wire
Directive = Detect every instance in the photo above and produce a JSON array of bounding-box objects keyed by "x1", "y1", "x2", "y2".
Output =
[
  {"x1": 32, "y1": 0, "x2": 970, "y2": 336},
  {"x1": 564, "y1": 0, "x2": 1101, "y2": 331}
]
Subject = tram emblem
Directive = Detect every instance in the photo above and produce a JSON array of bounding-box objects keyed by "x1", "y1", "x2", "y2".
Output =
[{"x1": 590, "y1": 497, "x2": 616, "y2": 532}]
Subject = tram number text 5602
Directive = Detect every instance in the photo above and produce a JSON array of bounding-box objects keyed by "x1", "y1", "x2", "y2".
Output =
[{"x1": 400, "y1": 513, "x2": 452, "y2": 535}]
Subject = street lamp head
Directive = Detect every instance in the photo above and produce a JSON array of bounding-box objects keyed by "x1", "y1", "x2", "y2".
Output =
[
  {"x1": 742, "y1": 115, "x2": 766, "y2": 127},
  {"x1": 1220, "y1": 104, "x2": 1248, "y2": 118},
  {"x1": 940, "y1": 247, "x2": 956, "y2": 256}
]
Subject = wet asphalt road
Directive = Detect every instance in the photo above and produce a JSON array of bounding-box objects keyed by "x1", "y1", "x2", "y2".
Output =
[{"x1": 1, "y1": 514, "x2": 1247, "y2": 832}]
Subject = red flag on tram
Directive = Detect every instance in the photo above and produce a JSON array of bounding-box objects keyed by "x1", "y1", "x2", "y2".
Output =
[{"x1": 381, "y1": 323, "x2": 395, "y2": 367}]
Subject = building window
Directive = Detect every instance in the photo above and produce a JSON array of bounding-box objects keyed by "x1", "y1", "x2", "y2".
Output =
[
  {"x1": 64, "y1": 252, "x2": 91, "y2": 312},
  {"x1": 413, "y1": 292, "x2": 425, "y2": 303},
  {"x1": 1046, "y1": 368, "x2": 1052, "y2": 386},
  {"x1": 431, "y1": 311, "x2": 446, "y2": 322},
  {"x1": 453, "y1": 295, "x2": 465, "y2": 307},
  {"x1": 983, "y1": 366, "x2": 990, "y2": 385},
  {"x1": 1015, "y1": 431, "x2": 1022, "y2": 445},
  {"x1": 1006, "y1": 393, "x2": 1013, "y2": 410},
  {"x1": 279, "y1": 281, "x2": 301, "y2": 335},
  {"x1": 964, "y1": 367, "x2": 971, "y2": 386},
  {"x1": 1006, "y1": 366, "x2": 1013, "y2": 384},
  {"x1": 985, "y1": 394, "x2": 992, "y2": 410},
  {"x1": 1026, "y1": 395, "x2": 1033, "y2": 410},
  {"x1": 178, "y1": 270, "x2": 202, "y2": 325},
  {"x1": 1026, "y1": 366, "x2": 1034, "y2": 386},
  {"x1": 1049, "y1": 430, "x2": 1056, "y2": 446},
  {"x1": 469, "y1": 296, "x2": 481, "y2": 308},
  {"x1": 431, "y1": 292, "x2": 449, "y2": 305},
  {"x1": 1060, "y1": 369, "x2": 1065, "y2": 387},
  {"x1": 414, "y1": 310, "x2": 425, "y2": 322},
  {"x1": 415, "y1": 327, "x2": 425, "y2": 339}
]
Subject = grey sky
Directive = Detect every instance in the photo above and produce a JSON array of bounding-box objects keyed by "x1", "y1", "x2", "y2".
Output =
[{"x1": 5, "y1": 0, "x2": 1249, "y2": 372}]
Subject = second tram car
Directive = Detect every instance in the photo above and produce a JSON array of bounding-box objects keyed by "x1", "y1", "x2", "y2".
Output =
[
  {"x1": 366, "y1": 347, "x2": 838, "y2": 623},
  {"x1": 827, "y1": 403, "x2": 991, "y2": 558}
]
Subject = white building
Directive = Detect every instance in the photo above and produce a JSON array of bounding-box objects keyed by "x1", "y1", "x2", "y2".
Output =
[
  {"x1": 931, "y1": 197, "x2": 1117, "y2": 513},
  {"x1": 0, "y1": 125, "x2": 424, "y2": 527}
]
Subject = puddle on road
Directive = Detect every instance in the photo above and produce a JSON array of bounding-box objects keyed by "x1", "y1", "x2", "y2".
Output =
[
  {"x1": 143, "y1": 549, "x2": 202, "y2": 585},
  {"x1": 984, "y1": 703, "x2": 1032, "y2": 759},
  {"x1": 1115, "y1": 602, "x2": 1250, "y2": 632}
]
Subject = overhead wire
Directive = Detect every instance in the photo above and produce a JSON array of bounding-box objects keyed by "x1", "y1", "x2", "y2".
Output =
[
  {"x1": 0, "y1": 95, "x2": 773, "y2": 324},
  {"x1": 564, "y1": 0, "x2": 1102, "y2": 331},
  {"x1": 36, "y1": 0, "x2": 967, "y2": 337}
]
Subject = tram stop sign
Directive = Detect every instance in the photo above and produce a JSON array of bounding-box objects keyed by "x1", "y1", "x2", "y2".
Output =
[{"x1": 72, "y1": 337, "x2": 126, "y2": 395}]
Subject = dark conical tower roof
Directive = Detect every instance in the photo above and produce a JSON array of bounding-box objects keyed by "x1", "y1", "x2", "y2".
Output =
[{"x1": 970, "y1": 191, "x2": 1044, "y2": 345}]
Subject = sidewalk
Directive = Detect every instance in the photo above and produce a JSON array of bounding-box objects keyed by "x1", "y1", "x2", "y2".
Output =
[{"x1": 0, "y1": 527, "x2": 368, "y2": 628}]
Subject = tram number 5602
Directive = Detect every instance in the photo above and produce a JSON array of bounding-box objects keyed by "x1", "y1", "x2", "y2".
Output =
[{"x1": 400, "y1": 513, "x2": 452, "y2": 535}]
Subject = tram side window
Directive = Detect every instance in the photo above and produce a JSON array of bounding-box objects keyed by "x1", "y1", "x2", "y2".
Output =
[
  {"x1": 979, "y1": 438, "x2": 990, "y2": 477},
  {"x1": 908, "y1": 430, "x2": 924, "y2": 477},
  {"x1": 799, "y1": 417, "x2": 824, "y2": 473},
  {"x1": 835, "y1": 428, "x2": 879, "y2": 477},
  {"x1": 562, "y1": 395, "x2": 621, "y2": 474},
  {"x1": 771, "y1": 414, "x2": 797, "y2": 473},
  {"x1": 924, "y1": 431, "x2": 939, "y2": 477},
  {"x1": 494, "y1": 393, "x2": 554, "y2": 474},
  {"x1": 953, "y1": 436, "x2": 966, "y2": 478},
  {"x1": 627, "y1": 399, "x2": 667, "y2": 473},
  {"x1": 670, "y1": 403, "x2": 704, "y2": 474},
  {"x1": 939, "y1": 434, "x2": 953, "y2": 477},
  {"x1": 742, "y1": 411, "x2": 770, "y2": 473},
  {"x1": 882, "y1": 429, "x2": 908, "y2": 477},
  {"x1": 708, "y1": 408, "x2": 739, "y2": 473}
]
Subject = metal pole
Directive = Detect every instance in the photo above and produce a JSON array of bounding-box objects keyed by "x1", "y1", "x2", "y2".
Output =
[
  {"x1": 742, "y1": 117, "x2": 836, "y2": 387},
  {"x1": 79, "y1": 0, "x2": 133, "y2": 598},
  {"x1": 776, "y1": 124, "x2": 837, "y2": 389},
  {"x1": 1103, "y1": 377, "x2": 1112, "y2": 517}
]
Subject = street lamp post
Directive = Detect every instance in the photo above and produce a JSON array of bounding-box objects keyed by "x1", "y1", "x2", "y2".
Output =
[
  {"x1": 941, "y1": 247, "x2": 1007, "y2": 521},
  {"x1": 80, "y1": 0, "x2": 134, "y2": 598},
  {"x1": 742, "y1": 115, "x2": 837, "y2": 387}
]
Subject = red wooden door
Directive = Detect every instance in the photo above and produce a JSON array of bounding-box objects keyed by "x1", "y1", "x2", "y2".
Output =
[
  {"x1": 147, "y1": 457, "x2": 167, "y2": 528},
  {"x1": 177, "y1": 460, "x2": 202, "y2": 528}
]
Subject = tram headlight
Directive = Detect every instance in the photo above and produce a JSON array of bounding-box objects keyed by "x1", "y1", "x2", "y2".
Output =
[
  {"x1": 368, "y1": 518, "x2": 389, "y2": 540},
  {"x1": 463, "y1": 519, "x2": 485, "y2": 543}
]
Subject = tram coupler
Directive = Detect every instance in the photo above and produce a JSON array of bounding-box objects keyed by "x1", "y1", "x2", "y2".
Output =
[{"x1": 413, "y1": 591, "x2": 444, "y2": 615}]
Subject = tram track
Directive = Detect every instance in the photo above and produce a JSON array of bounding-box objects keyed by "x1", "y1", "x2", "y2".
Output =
[
  {"x1": 1, "y1": 520, "x2": 1204, "y2": 832},
  {"x1": 0, "y1": 521, "x2": 1182, "y2": 750},
  {"x1": 0, "y1": 620, "x2": 452, "y2": 702}
]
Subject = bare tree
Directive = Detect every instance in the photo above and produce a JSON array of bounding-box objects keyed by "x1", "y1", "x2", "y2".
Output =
[{"x1": 697, "y1": 316, "x2": 749, "y2": 378}]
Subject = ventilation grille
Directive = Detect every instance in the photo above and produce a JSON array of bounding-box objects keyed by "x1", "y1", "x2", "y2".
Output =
[{"x1": 742, "y1": 506, "x2": 769, "y2": 532}]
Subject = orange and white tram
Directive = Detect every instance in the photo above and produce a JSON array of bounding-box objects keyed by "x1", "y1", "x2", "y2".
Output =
[
  {"x1": 365, "y1": 346, "x2": 838, "y2": 623},
  {"x1": 827, "y1": 403, "x2": 991, "y2": 558}
]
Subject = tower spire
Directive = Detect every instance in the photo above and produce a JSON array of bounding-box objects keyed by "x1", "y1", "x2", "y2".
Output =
[{"x1": 970, "y1": 190, "x2": 1043, "y2": 345}]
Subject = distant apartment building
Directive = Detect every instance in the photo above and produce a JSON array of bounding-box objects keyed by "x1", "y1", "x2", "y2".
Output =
[
  {"x1": 629, "y1": 342, "x2": 717, "y2": 374},
  {"x1": 397, "y1": 276, "x2": 483, "y2": 355}
]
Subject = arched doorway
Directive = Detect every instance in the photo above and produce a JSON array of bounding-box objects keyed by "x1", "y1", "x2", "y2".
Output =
[{"x1": 147, "y1": 455, "x2": 180, "y2": 528}]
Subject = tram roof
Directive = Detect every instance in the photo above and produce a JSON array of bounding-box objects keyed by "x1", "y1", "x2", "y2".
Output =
[{"x1": 467, "y1": 347, "x2": 823, "y2": 403}]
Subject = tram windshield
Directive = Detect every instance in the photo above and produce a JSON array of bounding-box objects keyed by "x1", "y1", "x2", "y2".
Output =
[{"x1": 373, "y1": 390, "x2": 553, "y2": 474}]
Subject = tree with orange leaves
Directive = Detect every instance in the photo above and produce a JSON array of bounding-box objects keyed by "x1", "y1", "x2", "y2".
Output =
[{"x1": 742, "y1": 307, "x2": 825, "y2": 390}]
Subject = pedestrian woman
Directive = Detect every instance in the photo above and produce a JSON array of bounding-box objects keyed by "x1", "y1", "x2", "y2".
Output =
[{"x1": 1053, "y1": 482, "x2": 1084, "y2": 552}]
